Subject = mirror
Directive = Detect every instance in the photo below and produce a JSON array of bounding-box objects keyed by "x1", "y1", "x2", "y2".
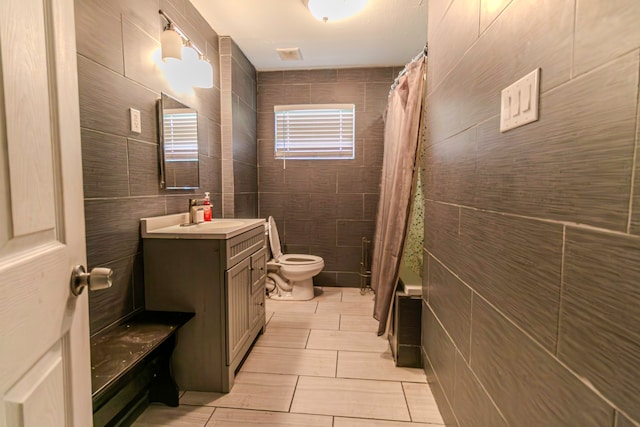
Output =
[{"x1": 157, "y1": 93, "x2": 200, "y2": 189}]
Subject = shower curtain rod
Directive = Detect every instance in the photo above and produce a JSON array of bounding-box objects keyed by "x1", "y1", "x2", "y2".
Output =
[{"x1": 390, "y1": 44, "x2": 428, "y2": 94}]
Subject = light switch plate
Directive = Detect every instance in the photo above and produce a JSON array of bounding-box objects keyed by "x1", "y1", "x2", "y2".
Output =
[
  {"x1": 500, "y1": 68, "x2": 540, "y2": 132},
  {"x1": 130, "y1": 108, "x2": 141, "y2": 133}
]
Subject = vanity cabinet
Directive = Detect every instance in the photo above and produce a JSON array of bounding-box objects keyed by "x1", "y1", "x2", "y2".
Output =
[{"x1": 142, "y1": 221, "x2": 266, "y2": 392}]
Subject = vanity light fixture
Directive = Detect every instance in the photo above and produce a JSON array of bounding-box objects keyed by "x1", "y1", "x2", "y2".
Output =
[
  {"x1": 305, "y1": 0, "x2": 368, "y2": 23},
  {"x1": 159, "y1": 10, "x2": 213, "y2": 89}
]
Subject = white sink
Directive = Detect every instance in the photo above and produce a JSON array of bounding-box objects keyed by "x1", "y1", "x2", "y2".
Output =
[
  {"x1": 141, "y1": 214, "x2": 265, "y2": 240},
  {"x1": 193, "y1": 220, "x2": 246, "y2": 230}
]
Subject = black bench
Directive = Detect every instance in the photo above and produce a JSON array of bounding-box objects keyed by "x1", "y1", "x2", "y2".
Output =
[{"x1": 91, "y1": 310, "x2": 194, "y2": 427}]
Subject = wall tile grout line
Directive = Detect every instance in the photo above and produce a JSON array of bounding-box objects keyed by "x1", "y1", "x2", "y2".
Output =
[
  {"x1": 426, "y1": 197, "x2": 637, "y2": 239},
  {"x1": 467, "y1": 291, "x2": 473, "y2": 366},
  {"x1": 77, "y1": 52, "x2": 163, "y2": 97},
  {"x1": 626, "y1": 54, "x2": 640, "y2": 234},
  {"x1": 570, "y1": 0, "x2": 578, "y2": 80},
  {"x1": 457, "y1": 346, "x2": 510, "y2": 426},
  {"x1": 422, "y1": 345, "x2": 460, "y2": 427},
  {"x1": 554, "y1": 225, "x2": 567, "y2": 357},
  {"x1": 124, "y1": 138, "x2": 131, "y2": 197}
]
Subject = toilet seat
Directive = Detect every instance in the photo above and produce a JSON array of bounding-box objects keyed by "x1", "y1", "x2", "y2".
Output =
[
  {"x1": 267, "y1": 216, "x2": 323, "y2": 266},
  {"x1": 275, "y1": 254, "x2": 323, "y2": 265}
]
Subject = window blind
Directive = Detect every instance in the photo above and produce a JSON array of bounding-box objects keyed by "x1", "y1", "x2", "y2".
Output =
[
  {"x1": 163, "y1": 108, "x2": 198, "y2": 162},
  {"x1": 274, "y1": 104, "x2": 355, "y2": 160}
]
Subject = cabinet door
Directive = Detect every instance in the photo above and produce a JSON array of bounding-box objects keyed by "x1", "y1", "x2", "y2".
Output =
[
  {"x1": 250, "y1": 248, "x2": 267, "y2": 330},
  {"x1": 250, "y1": 285, "x2": 266, "y2": 331},
  {"x1": 225, "y1": 257, "x2": 251, "y2": 364},
  {"x1": 251, "y1": 247, "x2": 267, "y2": 293}
]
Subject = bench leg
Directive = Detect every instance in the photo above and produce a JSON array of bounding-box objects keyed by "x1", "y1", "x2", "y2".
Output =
[{"x1": 149, "y1": 335, "x2": 180, "y2": 407}]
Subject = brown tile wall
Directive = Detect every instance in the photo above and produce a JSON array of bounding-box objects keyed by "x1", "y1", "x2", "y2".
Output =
[
  {"x1": 75, "y1": 0, "x2": 223, "y2": 335},
  {"x1": 220, "y1": 36, "x2": 258, "y2": 218},
  {"x1": 423, "y1": 0, "x2": 640, "y2": 425},
  {"x1": 257, "y1": 68, "x2": 397, "y2": 286}
]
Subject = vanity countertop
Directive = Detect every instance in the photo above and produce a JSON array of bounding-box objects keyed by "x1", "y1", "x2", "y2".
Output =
[{"x1": 141, "y1": 213, "x2": 266, "y2": 240}]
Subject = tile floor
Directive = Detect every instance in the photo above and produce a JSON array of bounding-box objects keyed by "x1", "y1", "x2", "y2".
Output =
[{"x1": 133, "y1": 287, "x2": 444, "y2": 426}]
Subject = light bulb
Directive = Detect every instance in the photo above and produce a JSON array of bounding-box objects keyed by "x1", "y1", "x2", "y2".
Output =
[
  {"x1": 194, "y1": 55, "x2": 213, "y2": 88},
  {"x1": 181, "y1": 44, "x2": 200, "y2": 86}
]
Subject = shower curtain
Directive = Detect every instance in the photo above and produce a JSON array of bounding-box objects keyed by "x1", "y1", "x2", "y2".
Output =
[{"x1": 371, "y1": 56, "x2": 426, "y2": 336}]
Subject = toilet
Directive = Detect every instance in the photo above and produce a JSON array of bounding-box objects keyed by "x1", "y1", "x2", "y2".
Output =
[{"x1": 265, "y1": 216, "x2": 324, "y2": 300}]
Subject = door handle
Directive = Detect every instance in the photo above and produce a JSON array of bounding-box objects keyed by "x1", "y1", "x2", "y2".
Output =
[{"x1": 70, "y1": 265, "x2": 113, "y2": 296}]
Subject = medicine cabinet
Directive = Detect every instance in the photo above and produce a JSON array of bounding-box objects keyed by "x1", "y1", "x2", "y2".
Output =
[{"x1": 157, "y1": 92, "x2": 199, "y2": 189}]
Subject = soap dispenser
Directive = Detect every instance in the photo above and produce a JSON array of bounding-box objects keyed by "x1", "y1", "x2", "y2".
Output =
[{"x1": 203, "y1": 192, "x2": 212, "y2": 222}]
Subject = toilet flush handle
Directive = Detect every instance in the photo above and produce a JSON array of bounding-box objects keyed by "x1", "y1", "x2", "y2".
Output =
[{"x1": 70, "y1": 265, "x2": 113, "y2": 296}]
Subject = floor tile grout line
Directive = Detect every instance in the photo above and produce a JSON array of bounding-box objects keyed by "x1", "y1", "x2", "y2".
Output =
[
  {"x1": 400, "y1": 381, "x2": 414, "y2": 423},
  {"x1": 203, "y1": 405, "x2": 216, "y2": 426},
  {"x1": 237, "y1": 367, "x2": 426, "y2": 384},
  {"x1": 239, "y1": 368, "x2": 426, "y2": 384},
  {"x1": 288, "y1": 410, "x2": 414, "y2": 424},
  {"x1": 288, "y1": 375, "x2": 300, "y2": 413},
  {"x1": 182, "y1": 404, "x2": 297, "y2": 414},
  {"x1": 336, "y1": 374, "x2": 427, "y2": 384}
]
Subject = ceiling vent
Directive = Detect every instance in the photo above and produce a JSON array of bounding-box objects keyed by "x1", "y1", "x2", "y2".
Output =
[{"x1": 276, "y1": 47, "x2": 303, "y2": 61}]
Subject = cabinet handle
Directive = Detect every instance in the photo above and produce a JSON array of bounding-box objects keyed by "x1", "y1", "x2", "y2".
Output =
[{"x1": 258, "y1": 302, "x2": 264, "y2": 307}]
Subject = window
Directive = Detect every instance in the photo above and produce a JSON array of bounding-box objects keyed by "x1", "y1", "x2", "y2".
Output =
[{"x1": 274, "y1": 104, "x2": 355, "y2": 160}]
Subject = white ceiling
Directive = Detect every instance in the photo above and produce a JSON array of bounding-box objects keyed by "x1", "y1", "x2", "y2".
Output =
[{"x1": 192, "y1": 0, "x2": 428, "y2": 71}]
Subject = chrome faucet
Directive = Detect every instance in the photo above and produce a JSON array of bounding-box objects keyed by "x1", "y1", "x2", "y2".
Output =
[{"x1": 188, "y1": 198, "x2": 205, "y2": 225}]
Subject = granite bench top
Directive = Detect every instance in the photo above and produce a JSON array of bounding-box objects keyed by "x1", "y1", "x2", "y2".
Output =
[{"x1": 90, "y1": 310, "x2": 194, "y2": 400}]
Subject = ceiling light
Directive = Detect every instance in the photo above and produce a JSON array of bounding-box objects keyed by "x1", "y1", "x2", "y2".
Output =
[
  {"x1": 306, "y1": 0, "x2": 368, "y2": 23},
  {"x1": 161, "y1": 23, "x2": 182, "y2": 61}
]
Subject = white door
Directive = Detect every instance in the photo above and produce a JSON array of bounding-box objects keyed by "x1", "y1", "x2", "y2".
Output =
[{"x1": 0, "y1": 0, "x2": 93, "y2": 426}]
